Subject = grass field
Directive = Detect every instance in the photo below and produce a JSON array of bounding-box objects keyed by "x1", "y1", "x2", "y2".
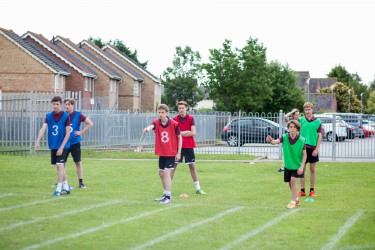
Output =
[{"x1": 0, "y1": 155, "x2": 374, "y2": 250}]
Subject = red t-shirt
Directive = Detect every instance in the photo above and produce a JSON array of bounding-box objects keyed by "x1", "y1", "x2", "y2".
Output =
[
  {"x1": 152, "y1": 118, "x2": 180, "y2": 156},
  {"x1": 173, "y1": 114, "x2": 196, "y2": 148}
]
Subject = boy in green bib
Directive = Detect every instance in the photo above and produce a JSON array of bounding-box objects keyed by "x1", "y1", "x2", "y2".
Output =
[
  {"x1": 267, "y1": 120, "x2": 306, "y2": 209},
  {"x1": 298, "y1": 102, "x2": 323, "y2": 197}
]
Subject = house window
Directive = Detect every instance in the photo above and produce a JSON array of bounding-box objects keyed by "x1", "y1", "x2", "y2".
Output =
[
  {"x1": 85, "y1": 78, "x2": 88, "y2": 91},
  {"x1": 88, "y1": 78, "x2": 92, "y2": 92},
  {"x1": 134, "y1": 81, "x2": 139, "y2": 94}
]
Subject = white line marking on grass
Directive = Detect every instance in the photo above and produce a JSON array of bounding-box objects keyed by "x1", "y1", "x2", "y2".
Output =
[
  {"x1": 0, "y1": 193, "x2": 14, "y2": 198},
  {"x1": 0, "y1": 200, "x2": 123, "y2": 232},
  {"x1": 131, "y1": 206, "x2": 244, "y2": 250},
  {"x1": 320, "y1": 210, "x2": 364, "y2": 250},
  {"x1": 0, "y1": 198, "x2": 59, "y2": 212},
  {"x1": 219, "y1": 209, "x2": 299, "y2": 250},
  {"x1": 21, "y1": 205, "x2": 181, "y2": 250}
]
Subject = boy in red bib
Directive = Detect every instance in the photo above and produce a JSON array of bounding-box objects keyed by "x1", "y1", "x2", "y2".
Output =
[
  {"x1": 171, "y1": 101, "x2": 206, "y2": 194},
  {"x1": 144, "y1": 104, "x2": 182, "y2": 204}
]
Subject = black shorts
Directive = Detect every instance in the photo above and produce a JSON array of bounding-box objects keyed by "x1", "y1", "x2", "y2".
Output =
[
  {"x1": 65, "y1": 142, "x2": 81, "y2": 163},
  {"x1": 284, "y1": 168, "x2": 304, "y2": 182},
  {"x1": 51, "y1": 149, "x2": 68, "y2": 165},
  {"x1": 158, "y1": 156, "x2": 175, "y2": 170},
  {"x1": 176, "y1": 148, "x2": 195, "y2": 164},
  {"x1": 306, "y1": 147, "x2": 319, "y2": 163}
]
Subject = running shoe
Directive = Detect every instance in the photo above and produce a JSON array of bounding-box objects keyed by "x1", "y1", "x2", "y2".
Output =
[
  {"x1": 298, "y1": 191, "x2": 306, "y2": 197},
  {"x1": 309, "y1": 190, "x2": 317, "y2": 197},
  {"x1": 160, "y1": 196, "x2": 172, "y2": 204},
  {"x1": 278, "y1": 168, "x2": 284, "y2": 173},
  {"x1": 196, "y1": 189, "x2": 207, "y2": 195},
  {"x1": 155, "y1": 195, "x2": 166, "y2": 201},
  {"x1": 286, "y1": 201, "x2": 296, "y2": 209},
  {"x1": 51, "y1": 191, "x2": 62, "y2": 196},
  {"x1": 79, "y1": 183, "x2": 86, "y2": 189}
]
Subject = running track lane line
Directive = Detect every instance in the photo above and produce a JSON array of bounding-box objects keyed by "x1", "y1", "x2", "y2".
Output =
[
  {"x1": 0, "y1": 200, "x2": 123, "y2": 232},
  {"x1": 130, "y1": 206, "x2": 245, "y2": 250},
  {"x1": 0, "y1": 198, "x2": 59, "y2": 212},
  {"x1": 320, "y1": 210, "x2": 364, "y2": 250},
  {"x1": 219, "y1": 209, "x2": 300, "y2": 250},
  {"x1": 0, "y1": 193, "x2": 14, "y2": 198},
  {"x1": 21, "y1": 204, "x2": 181, "y2": 250}
]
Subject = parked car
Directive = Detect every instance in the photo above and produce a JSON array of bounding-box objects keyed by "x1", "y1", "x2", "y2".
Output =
[
  {"x1": 362, "y1": 120, "x2": 375, "y2": 137},
  {"x1": 221, "y1": 117, "x2": 287, "y2": 146},
  {"x1": 316, "y1": 114, "x2": 355, "y2": 139},
  {"x1": 323, "y1": 113, "x2": 365, "y2": 138},
  {"x1": 315, "y1": 116, "x2": 347, "y2": 142}
]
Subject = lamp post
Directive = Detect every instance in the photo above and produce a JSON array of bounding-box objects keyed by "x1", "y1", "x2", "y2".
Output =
[
  {"x1": 348, "y1": 89, "x2": 351, "y2": 112},
  {"x1": 307, "y1": 78, "x2": 310, "y2": 102},
  {"x1": 331, "y1": 85, "x2": 335, "y2": 111},
  {"x1": 360, "y1": 93, "x2": 363, "y2": 114}
]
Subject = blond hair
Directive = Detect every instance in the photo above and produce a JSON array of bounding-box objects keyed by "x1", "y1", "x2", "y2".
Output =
[
  {"x1": 177, "y1": 101, "x2": 188, "y2": 108},
  {"x1": 303, "y1": 102, "x2": 314, "y2": 109}
]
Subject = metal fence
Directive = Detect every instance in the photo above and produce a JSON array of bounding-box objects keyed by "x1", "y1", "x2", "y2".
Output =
[{"x1": 1, "y1": 92, "x2": 375, "y2": 160}]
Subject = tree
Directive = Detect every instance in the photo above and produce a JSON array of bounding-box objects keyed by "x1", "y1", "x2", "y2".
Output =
[
  {"x1": 202, "y1": 38, "x2": 271, "y2": 112},
  {"x1": 88, "y1": 37, "x2": 148, "y2": 68},
  {"x1": 327, "y1": 65, "x2": 369, "y2": 109},
  {"x1": 264, "y1": 61, "x2": 305, "y2": 113},
  {"x1": 321, "y1": 82, "x2": 361, "y2": 112},
  {"x1": 161, "y1": 46, "x2": 203, "y2": 110},
  {"x1": 367, "y1": 91, "x2": 375, "y2": 114}
]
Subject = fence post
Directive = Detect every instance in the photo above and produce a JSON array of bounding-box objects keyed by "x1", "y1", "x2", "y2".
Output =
[
  {"x1": 278, "y1": 110, "x2": 283, "y2": 160},
  {"x1": 332, "y1": 114, "x2": 336, "y2": 161}
]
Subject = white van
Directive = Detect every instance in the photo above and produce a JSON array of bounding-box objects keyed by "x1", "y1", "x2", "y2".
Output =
[{"x1": 315, "y1": 114, "x2": 347, "y2": 142}]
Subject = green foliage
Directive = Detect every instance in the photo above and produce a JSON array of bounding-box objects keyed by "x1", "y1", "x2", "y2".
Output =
[
  {"x1": 323, "y1": 82, "x2": 361, "y2": 112},
  {"x1": 264, "y1": 61, "x2": 305, "y2": 113},
  {"x1": 367, "y1": 91, "x2": 375, "y2": 114},
  {"x1": 202, "y1": 38, "x2": 272, "y2": 112},
  {"x1": 88, "y1": 37, "x2": 148, "y2": 68},
  {"x1": 162, "y1": 46, "x2": 203, "y2": 111},
  {"x1": 328, "y1": 65, "x2": 369, "y2": 110},
  {"x1": 1, "y1": 156, "x2": 375, "y2": 249}
]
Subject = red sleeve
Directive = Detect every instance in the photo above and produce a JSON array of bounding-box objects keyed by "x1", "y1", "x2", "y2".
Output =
[
  {"x1": 79, "y1": 113, "x2": 87, "y2": 124},
  {"x1": 65, "y1": 116, "x2": 71, "y2": 126},
  {"x1": 190, "y1": 116, "x2": 195, "y2": 126}
]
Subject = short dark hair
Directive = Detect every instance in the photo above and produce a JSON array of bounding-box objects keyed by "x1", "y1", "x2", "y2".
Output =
[
  {"x1": 51, "y1": 96, "x2": 62, "y2": 103},
  {"x1": 64, "y1": 98, "x2": 75, "y2": 105},
  {"x1": 287, "y1": 120, "x2": 301, "y2": 131}
]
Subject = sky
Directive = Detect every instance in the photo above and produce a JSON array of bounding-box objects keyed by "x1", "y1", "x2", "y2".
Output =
[{"x1": 1, "y1": 0, "x2": 375, "y2": 84}]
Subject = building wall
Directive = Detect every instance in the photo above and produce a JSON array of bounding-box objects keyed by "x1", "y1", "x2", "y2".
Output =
[
  {"x1": 81, "y1": 44, "x2": 139, "y2": 111},
  {"x1": 24, "y1": 36, "x2": 93, "y2": 109},
  {"x1": 0, "y1": 35, "x2": 56, "y2": 92},
  {"x1": 104, "y1": 48, "x2": 160, "y2": 111},
  {"x1": 55, "y1": 40, "x2": 114, "y2": 109}
]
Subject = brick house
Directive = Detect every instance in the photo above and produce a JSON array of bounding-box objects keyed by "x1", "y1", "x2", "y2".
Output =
[
  {"x1": 78, "y1": 40, "x2": 144, "y2": 111},
  {"x1": 296, "y1": 71, "x2": 338, "y2": 112},
  {"x1": 22, "y1": 32, "x2": 97, "y2": 109},
  {"x1": 53, "y1": 36, "x2": 122, "y2": 110},
  {"x1": 103, "y1": 45, "x2": 161, "y2": 111},
  {"x1": 0, "y1": 28, "x2": 69, "y2": 93}
]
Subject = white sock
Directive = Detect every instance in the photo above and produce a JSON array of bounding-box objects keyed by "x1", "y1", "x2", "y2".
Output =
[
  {"x1": 291, "y1": 200, "x2": 296, "y2": 204},
  {"x1": 63, "y1": 181, "x2": 69, "y2": 191},
  {"x1": 194, "y1": 181, "x2": 201, "y2": 190},
  {"x1": 56, "y1": 183, "x2": 63, "y2": 193},
  {"x1": 164, "y1": 191, "x2": 171, "y2": 197}
]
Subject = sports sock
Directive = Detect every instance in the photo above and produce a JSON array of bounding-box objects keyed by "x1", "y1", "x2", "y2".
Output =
[
  {"x1": 301, "y1": 188, "x2": 305, "y2": 193},
  {"x1": 63, "y1": 181, "x2": 69, "y2": 191},
  {"x1": 165, "y1": 191, "x2": 171, "y2": 198},
  {"x1": 56, "y1": 183, "x2": 63, "y2": 193},
  {"x1": 194, "y1": 181, "x2": 201, "y2": 190},
  {"x1": 79, "y1": 179, "x2": 83, "y2": 185},
  {"x1": 290, "y1": 200, "x2": 296, "y2": 204}
]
